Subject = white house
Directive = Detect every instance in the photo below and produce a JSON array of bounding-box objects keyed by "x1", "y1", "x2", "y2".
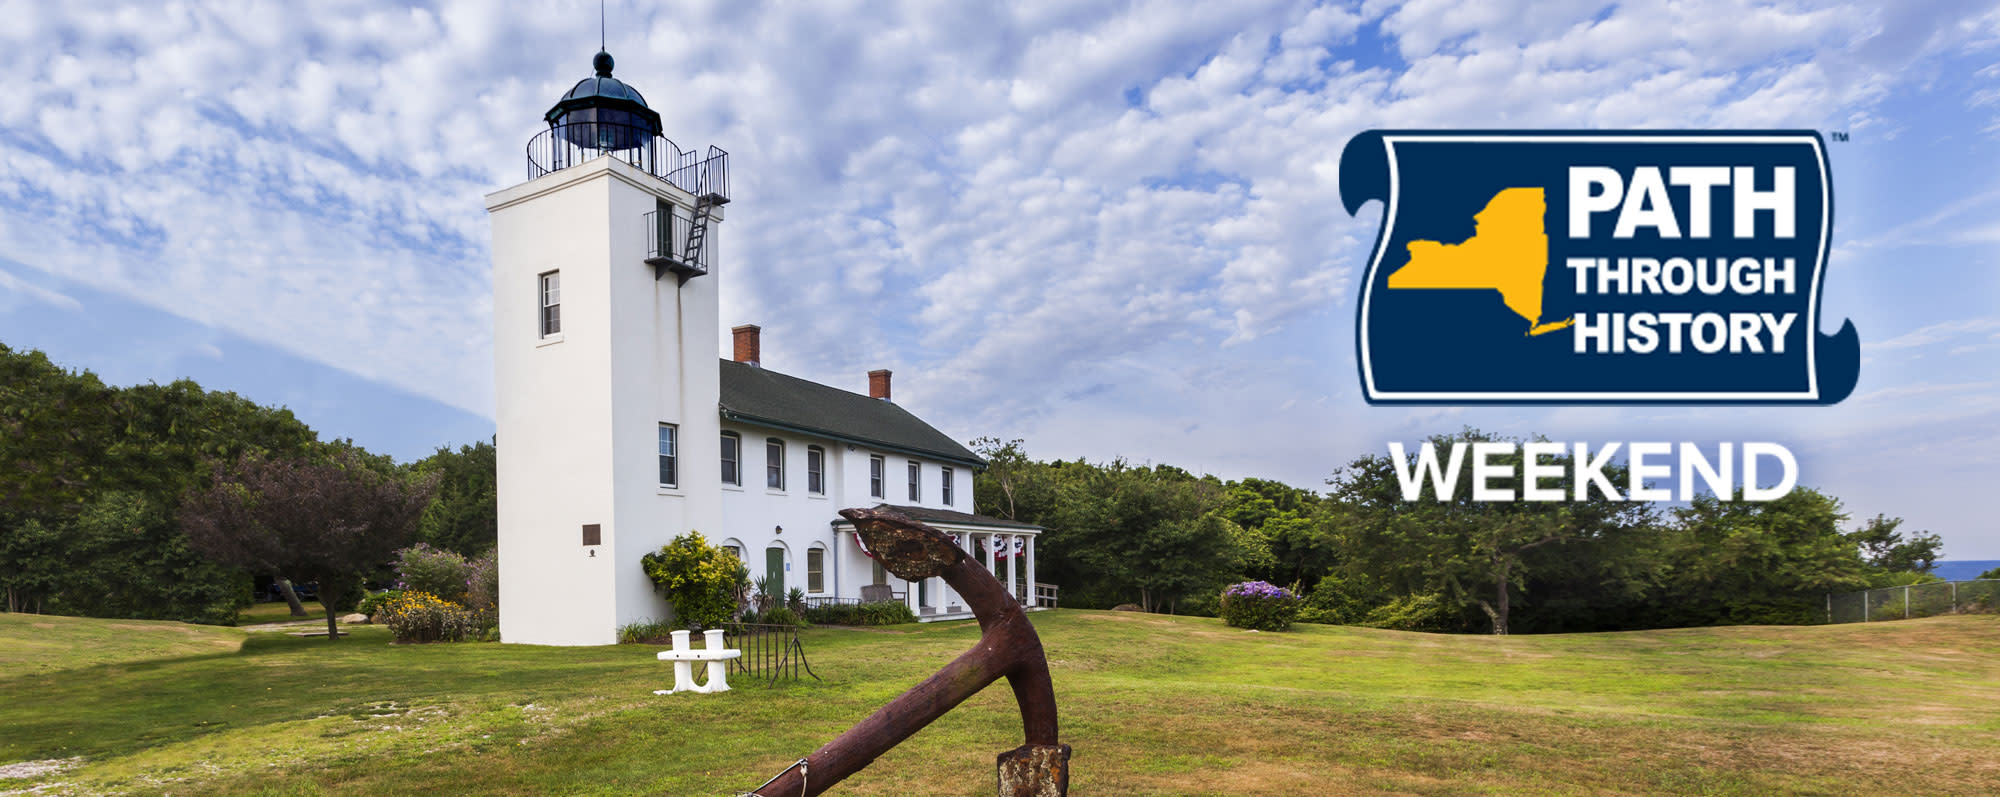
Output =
[{"x1": 486, "y1": 51, "x2": 1043, "y2": 646}]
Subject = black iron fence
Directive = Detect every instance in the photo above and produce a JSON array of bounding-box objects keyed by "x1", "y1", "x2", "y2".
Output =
[
  {"x1": 526, "y1": 121, "x2": 730, "y2": 201},
  {"x1": 723, "y1": 622, "x2": 819, "y2": 686}
]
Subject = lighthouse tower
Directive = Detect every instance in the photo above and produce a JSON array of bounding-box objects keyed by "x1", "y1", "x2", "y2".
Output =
[{"x1": 485, "y1": 50, "x2": 732, "y2": 646}]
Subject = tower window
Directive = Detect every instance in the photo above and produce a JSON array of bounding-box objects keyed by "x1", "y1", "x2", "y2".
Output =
[
  {"x1": 766, "y1": 438, "x2": 785, "y2": 490},
  {"x1": 907, "y1": 460, "x2": 920, "y2": 502},
  {"x1": 870, "y1": 455, "x2": 884, "y2": 498},
  {"x1": 807, "y1": 446, "x2": 825, "y2": 494},
  {"x1": 807, "y1": 547, "x2": 825, "y2": 593},
  {"x1": 942, "y1": 467, "x2": 954, "y2": 506},
  {"x1": 539, "y1": 270, "x2": 561, "y2": 337},
  {"x1": 720, "y1": 432, "x2": 741, "y2": 486},
  {"x1": 657, "y1": 423, "x2": 678, "y2": 488}
]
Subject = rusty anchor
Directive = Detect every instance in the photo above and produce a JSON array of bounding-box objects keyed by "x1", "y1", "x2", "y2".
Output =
[{"x1": 748, "y1": 507, "x2": 1070, "y2": 796}]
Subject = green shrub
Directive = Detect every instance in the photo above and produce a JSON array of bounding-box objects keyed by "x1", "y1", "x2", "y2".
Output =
[
  {"x1": 356, "y1": 588, "x2": 404, "y2": 619},
  {"x1": 639, "y1": 532, "x2": 746, "y2": 630},
  {"x1": 1296, "y1": 574, "x2": 1376, "y2": 625},
  {"x1": 379, "y1": 590, "x2": 489, "y2": 643},
  {"x1": 754, "y1": 606, "x2": 806, "y2": 627},
  {"x1": 618, "y1": 618, "x2": 676, "y2": 644},
  {"x1": 1360, "y1": 593, "x2": 1460, "y2": 632},
  {"x1": 1218, "y1": 581, "x2": 1299, "y2": 631},
  {"x1": 395, "y1": 544, "x2": 472, "y2": 605},
  {"x1": 786, "y1": 587, "x2": 807, "y2": 614},
  {"x1": 803, "y1": 601, "x2": 917, "y2": 626}
]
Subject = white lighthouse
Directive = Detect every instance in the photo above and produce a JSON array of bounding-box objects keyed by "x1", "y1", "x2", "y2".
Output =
[
  {"x1": 486, "y1": 50, "x2": 731, "y2": 646},
  {"x1": 488, "y1": 51, "x2": 1042, "y2": 647}
]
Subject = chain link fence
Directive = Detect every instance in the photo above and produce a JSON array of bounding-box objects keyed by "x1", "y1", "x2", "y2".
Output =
[{"x1": 1824, "y1": 580, "x2": 2000, "y2": 624}]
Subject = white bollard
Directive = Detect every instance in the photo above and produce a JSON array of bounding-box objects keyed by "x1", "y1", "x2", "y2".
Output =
[
  {"x1": 703, "y1": 629, "x2": 732, "y2": 693},
  {"x1": 654, "y1": 627, "x2": 743, "y2": 695}
]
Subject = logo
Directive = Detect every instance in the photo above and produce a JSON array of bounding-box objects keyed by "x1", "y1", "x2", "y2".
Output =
[{"x1": 1338, "y1": 131, "x2": 1857, "y2": 404}]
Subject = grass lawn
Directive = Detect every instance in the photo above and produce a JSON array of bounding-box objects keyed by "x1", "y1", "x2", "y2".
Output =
[
  {"x1": 236, "y1": 600, "x2": 326, "y2": 626},
  {"x1": 3, "y1": 611, "x2": 1998, "y2": 795}
]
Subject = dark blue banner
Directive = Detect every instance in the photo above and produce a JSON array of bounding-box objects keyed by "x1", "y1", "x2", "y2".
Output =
[{"x1": 1340, "y1": 131, "x2": 1858, "y2": 404}]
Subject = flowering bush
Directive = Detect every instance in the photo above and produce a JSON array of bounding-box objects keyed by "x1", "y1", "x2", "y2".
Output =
[
  {"x1": 1219, "y1": 581, "x2": 1300, "y2": 631},
  {"x1": 640, "y1": 532, "x2": 747, "y2": 630},
  {"x1": 379, "y1": 590, "x2": 490, "y2": 643},
  {"x1": 465, "y1": 548, "x2": 499, "y2": 611},
  {"x1": 395, "y1": 544, "x2": 472, "y2": 605}
]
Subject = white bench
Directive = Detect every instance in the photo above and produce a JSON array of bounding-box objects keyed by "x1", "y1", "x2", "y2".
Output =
[{"x1": 653, "y1": 629, "x2": 743, "y2": 694}]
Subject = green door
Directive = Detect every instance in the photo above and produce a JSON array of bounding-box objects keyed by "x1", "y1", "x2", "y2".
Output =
[{"x1": 765, "y1": 546, "x2": 785, "y2": 597}]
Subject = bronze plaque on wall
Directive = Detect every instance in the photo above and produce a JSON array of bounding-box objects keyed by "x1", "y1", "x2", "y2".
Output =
[{"x1": 581, "y1": 523, "x2": 601, "y2": 546}]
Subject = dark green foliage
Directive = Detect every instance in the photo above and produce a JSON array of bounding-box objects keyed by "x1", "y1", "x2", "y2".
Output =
[
  {"x1": 747, "y1": 606, "x2": 805, "y2": 627},
  {"x1": 1848, "y1": 514, "x2": 1941, "y2": 575},
  {"x1": 1, "y1": 343, "x2": 315, "y2": 621},
  {"x1": 617, "y1": 618, "x2": 679, "y2": 643},
  {"x1": 1330, "y1": 429, "x2": 1659, "y2": 635},
  {"x1": 410, "y1": 441, "x2": 497, "y2": 558},
  {"x1": 1980, "y1": 567, "x2": 2000, "y2": 581},
  {"x1": 1642, "y1": 488, "x2": 1870, "y2": 626},
  {"x1": 971, "y1": 428, "x2": 1927, "y2": 634},
  {"x1": 971, "y1": 438, "x2": 1252, "y2": 612},
  {"x1": 801, "y1": 600, "x2": 917, "y2": 626}
]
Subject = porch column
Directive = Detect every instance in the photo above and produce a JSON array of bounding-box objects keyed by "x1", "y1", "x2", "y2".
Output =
[
  {"x1": 986, "y1": 533, "x2": 1000, "y2": 584},
  {"x1": 1004, "y1": 534, "x2": 1019, "y2": 599},
  {"x1": 948, "y1": 532, "x2": 976, "y2": 612},
  {"x1": 1025, "y1": 534, "x2": 1037, "y2": 608}
]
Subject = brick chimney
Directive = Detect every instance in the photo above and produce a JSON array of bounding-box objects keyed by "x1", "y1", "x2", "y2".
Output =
[
  {"x1": 868, "y1": 369, "x2": 892, "y2": 401},
  {"x1": 732, "y1": 324, "x2": 761, "y2": 367}
]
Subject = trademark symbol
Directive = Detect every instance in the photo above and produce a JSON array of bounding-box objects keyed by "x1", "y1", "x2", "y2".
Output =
[{"x1": 1830, "y1": 131, "x2": 1849, "y2": 142}]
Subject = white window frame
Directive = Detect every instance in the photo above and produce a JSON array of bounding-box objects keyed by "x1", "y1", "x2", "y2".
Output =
[
  {"x1": 941, "y1": 466, "x2": 954, "y2": 506},
  {"x1": 657, "y1": 423, "x2": 678, "y2": 488},
  {"x1": 538, "y1": 270, "x2": 561, "y2": 338},
  {"x1": 870, "y1": 455, "x2": 885, "y2": 498},
  {"x1": 807, "y1": 445, "x2": 825, "y2": 494},
  {"x1": 807, "y1": 547, "x2": 825, "y2": 593},
  {"x1": 766, "y1": 438, "x2": 786, "y2": 491},
  {"x1": 720, "y1": 431, "x2": 741, "y2": 486},
  {"x1": 907, "y1": 460, "x2": 921, "y2": 502}
]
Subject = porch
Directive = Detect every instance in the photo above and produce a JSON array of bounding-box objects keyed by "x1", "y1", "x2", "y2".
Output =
[{"x1": 830, "y1": 505, "x2": 1052, "y2": 622}]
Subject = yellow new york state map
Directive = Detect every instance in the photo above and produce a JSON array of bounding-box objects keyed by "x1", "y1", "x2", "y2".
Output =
[{"x1": 1387, "y1": 187, "x2": 1575, "y2": 336}]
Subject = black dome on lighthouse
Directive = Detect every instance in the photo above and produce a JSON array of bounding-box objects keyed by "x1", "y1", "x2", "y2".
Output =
[{"x1": 543, "y1": 50, "x2": 663, "y2": 141}]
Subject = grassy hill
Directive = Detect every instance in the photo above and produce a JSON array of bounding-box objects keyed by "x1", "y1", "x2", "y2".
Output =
[{"x1": 2, "y1": 611, "x2": 1997, "y2": 794}]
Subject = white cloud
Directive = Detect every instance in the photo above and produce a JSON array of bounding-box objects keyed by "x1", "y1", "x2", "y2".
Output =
[
  {"x1": 2, "y1": 1, "x2": 1999, "y2": 555},
  {"x1": 0, "y1": 265, "x2": 82, "y2": 311}
]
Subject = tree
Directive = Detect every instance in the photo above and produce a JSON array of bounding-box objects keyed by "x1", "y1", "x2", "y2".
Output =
[
  {"x1": 1652, "y1": 488, "x2": 1871, "y2": 626},
  {"x1": 1, "y1": 343, "x2": 317, "y2": 621},
  {"x1": 180, "y1": 449, "x2": 435, "y2": 641},
  {"x1": 1849, "y1": 514, "x2": 1942, "y2": 575},
  {"x1": 1331, "y1": 430, "x2": 1655, "y2": 635},
  {"x1": 412, "y1": 440, "x2": 498, "y2": 557}
]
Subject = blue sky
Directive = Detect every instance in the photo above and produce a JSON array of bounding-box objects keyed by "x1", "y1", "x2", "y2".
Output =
[{"x1": 2, "y1": 1, "x2": 1997, "y2": 558}]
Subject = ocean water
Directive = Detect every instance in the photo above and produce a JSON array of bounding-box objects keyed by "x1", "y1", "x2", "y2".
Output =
[{"x1": 1933, "y1": 560, "x2": 2000, "y2": 581}]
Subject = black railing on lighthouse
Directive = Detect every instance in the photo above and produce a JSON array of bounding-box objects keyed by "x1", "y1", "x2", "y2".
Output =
[{"x1": 526, "y1": 121, "x2": 730, "y2": 202}]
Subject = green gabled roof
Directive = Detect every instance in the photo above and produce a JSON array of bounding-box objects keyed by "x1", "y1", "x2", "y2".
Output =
[{"x1": 717, "y1": 359, "x2": 984, "y2": 468}]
